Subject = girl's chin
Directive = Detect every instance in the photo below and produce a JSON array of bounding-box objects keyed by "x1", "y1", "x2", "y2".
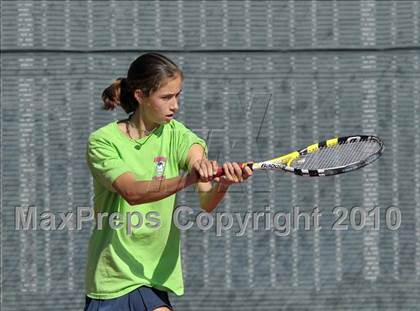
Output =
[{"x1": 163, "y1": 115, "x2": 174, "y2": 122}]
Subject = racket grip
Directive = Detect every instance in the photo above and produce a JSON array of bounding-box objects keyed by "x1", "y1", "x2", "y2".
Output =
[
  {"x1": 215, "y1": 167, "x2": 225, "y2": 177},
  {"x1": 214, "y1": 162, "x2": 253, "y2": 177}
]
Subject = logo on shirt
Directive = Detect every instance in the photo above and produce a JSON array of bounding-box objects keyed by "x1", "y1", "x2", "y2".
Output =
[{"x1": 154, "y1": 156, "x2": 167, "y2": 180}]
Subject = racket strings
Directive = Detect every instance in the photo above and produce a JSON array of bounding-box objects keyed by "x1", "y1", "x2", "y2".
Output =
[
  {"x1": 329, "y1": 140, "x2": 379, "y2": 168},
  {"x1": 298, "y1": 143, "x2": 343, "y2": 169},
  {"x1": 316, "y1": 142, "x2": 346, "y2": 169},
  {"x1": 331, "y1": 140, "x2": 365, "y2": 169},
  {"x1": 342, "y1": 140, "x2": 377, "y2": 168},
  {"x1": 316, "y1": 143, "x2": 351, "y2": 169},
  {"x1": 291, "y1": 140, "x2": 381, "y2": 170},
  {"x1": 332, "y1": 140, "x2": 379, "y2": 168}
]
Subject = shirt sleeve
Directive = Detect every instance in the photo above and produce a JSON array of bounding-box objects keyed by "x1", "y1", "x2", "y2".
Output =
[
  {"x1": 86, "y1": 134, "x2": 132, "y2": 192},
  {"x1": 177, "y1": 127, "x2": 208, "y2": 172}
]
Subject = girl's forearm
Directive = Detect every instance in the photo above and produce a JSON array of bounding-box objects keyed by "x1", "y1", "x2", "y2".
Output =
[{"x1": 126, "y1": 174, "x2": 196, "y2": 205}]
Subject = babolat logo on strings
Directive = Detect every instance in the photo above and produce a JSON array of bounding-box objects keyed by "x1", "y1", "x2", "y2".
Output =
[{"x1": 154, "y1": 156, "x2": 166, "y2": 180}]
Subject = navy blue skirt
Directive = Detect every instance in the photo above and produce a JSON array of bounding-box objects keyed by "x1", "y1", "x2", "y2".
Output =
[{"x1": 84, "y1": 286, "x2": 172, "y2": 311}]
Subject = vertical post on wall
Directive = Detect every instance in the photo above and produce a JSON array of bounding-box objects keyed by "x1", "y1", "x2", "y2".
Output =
[{"x1": 360, "y1": 0, "x2": 380, "y2": 282}]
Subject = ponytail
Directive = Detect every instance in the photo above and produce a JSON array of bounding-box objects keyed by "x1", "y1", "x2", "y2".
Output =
[{"x1": 101, "y1": 77, "x2": 137, "y2": 114}]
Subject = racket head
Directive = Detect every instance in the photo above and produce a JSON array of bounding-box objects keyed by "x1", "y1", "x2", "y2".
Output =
[{"x1": 255, "y1": 135, "x2": 384, "y2": 177}]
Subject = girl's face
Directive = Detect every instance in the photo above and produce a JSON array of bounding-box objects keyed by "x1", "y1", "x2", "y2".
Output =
[{"x1": 138, "y1": 74, "x2": 182, "y2": 125}]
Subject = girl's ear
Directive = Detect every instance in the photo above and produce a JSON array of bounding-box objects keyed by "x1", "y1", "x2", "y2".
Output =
[{"x1": 134, "y1": 89, "x2": 145, "y2": 104}]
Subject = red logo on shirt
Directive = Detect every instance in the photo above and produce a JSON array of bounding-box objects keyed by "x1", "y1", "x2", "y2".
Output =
[{"x1": 153, "y1": 156, "x2": 167, "y2": 180}]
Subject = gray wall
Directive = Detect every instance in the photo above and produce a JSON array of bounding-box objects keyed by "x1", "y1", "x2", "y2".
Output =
[{"x1": 1, "y1": 1, "x2": 420, "y2": 310}]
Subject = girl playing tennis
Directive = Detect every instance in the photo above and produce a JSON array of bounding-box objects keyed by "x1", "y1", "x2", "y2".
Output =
[{"x1": 84, "y1": 53, "x2": 252, "y2": 311}]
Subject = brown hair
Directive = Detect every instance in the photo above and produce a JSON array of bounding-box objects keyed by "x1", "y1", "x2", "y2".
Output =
[{"x1": 102, "y1": 53, "x2": 183, "y2": 114}]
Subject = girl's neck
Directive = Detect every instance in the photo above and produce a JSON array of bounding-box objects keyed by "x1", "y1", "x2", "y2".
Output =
[{"x1": 128, "y1": 108, "x2": 158, "y2": 138}]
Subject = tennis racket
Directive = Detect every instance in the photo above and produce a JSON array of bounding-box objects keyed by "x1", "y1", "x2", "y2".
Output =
[{"x1": 215, "y1": 135, "x2": 384, "y2": 177}]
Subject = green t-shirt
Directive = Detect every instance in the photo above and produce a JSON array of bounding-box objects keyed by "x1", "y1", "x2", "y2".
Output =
[{"x1": 85, "y1": 119, "x2": 206, "y2": 299}]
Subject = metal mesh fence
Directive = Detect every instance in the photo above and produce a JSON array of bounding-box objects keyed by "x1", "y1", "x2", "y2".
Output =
[{"x1": 1, "y1": 1, "x2": 420, "y2": 310}]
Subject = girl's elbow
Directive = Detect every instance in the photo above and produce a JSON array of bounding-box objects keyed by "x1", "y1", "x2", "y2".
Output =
[
  {"x1": 120, "y1": 190, "x2": 144, "y2": 206},
  {"x1": 126, "y1": 197, "x2": 139, "y2": 206},
  {"x1": 127, "y1": 195, "x2": 148, "y2": 206},
  {"x1": 112, "y1": 173, "x2": 144, "y2": 205}
]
